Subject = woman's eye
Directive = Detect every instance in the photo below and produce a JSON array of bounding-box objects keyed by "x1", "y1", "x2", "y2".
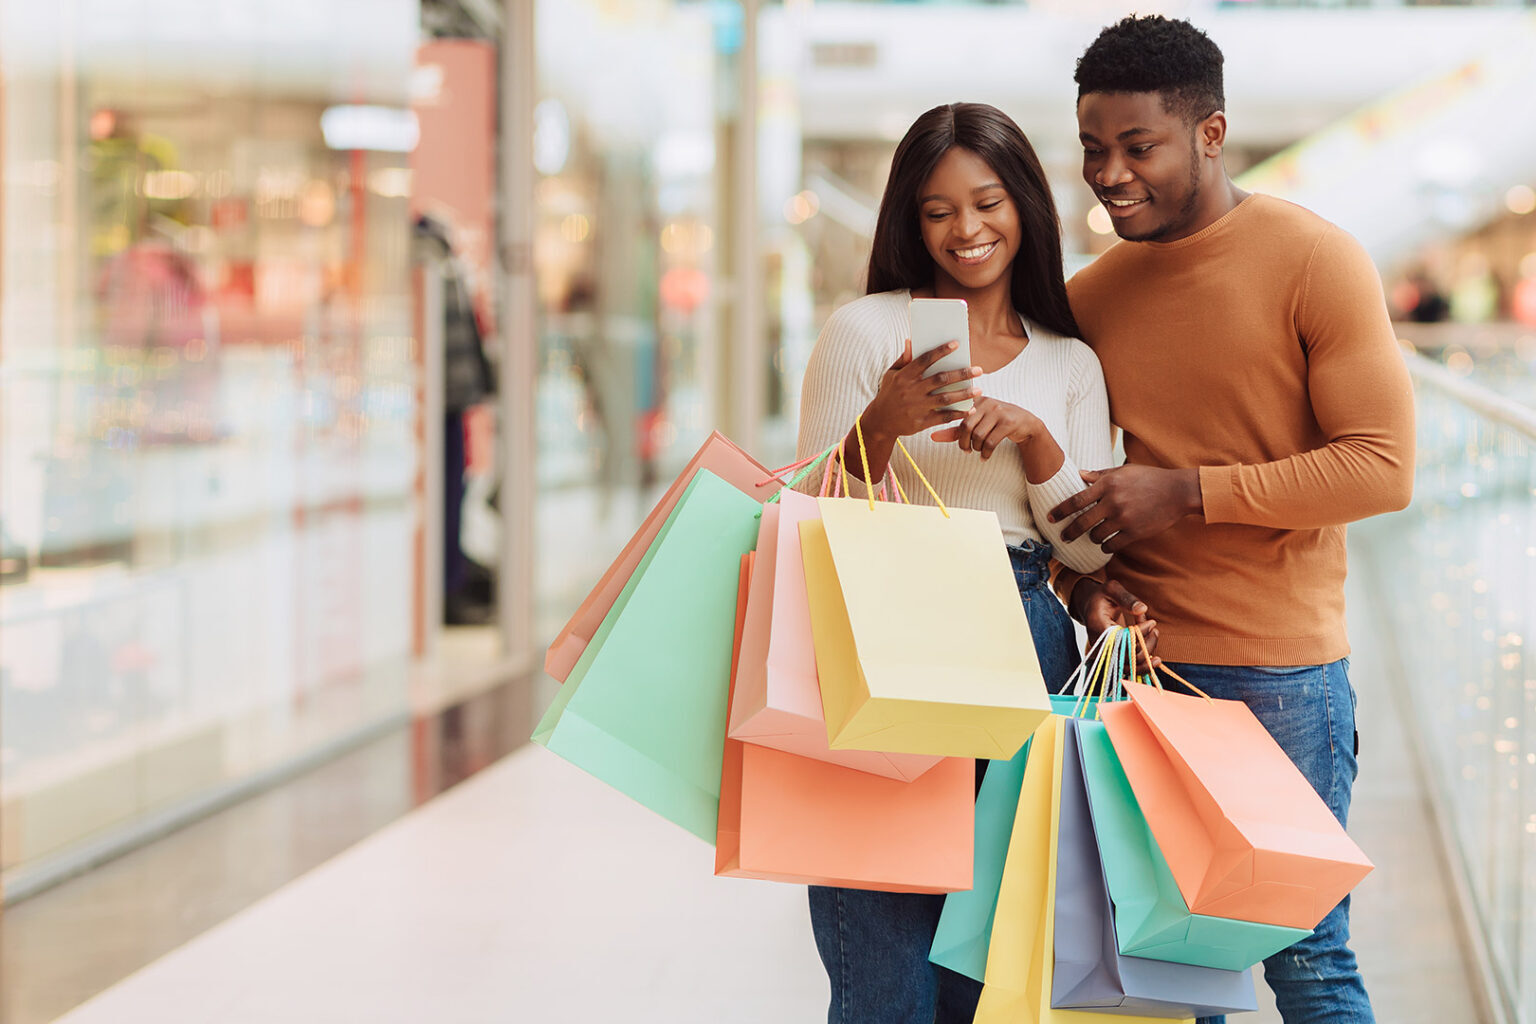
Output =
[
  {"x1": 978, "y1": 201, "x2": 1002, "y2": 211},
  {"x1": 925, "y1": 211, "x2": 950, "y2": 222}
]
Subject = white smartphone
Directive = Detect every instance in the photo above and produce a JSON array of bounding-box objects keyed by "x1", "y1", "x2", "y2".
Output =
[{"x1": 908, "y1": 297, "x2": 975, "y2": 413}]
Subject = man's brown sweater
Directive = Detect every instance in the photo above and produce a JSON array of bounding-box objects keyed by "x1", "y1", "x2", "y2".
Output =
[{"x1": 1057, "y1": 194, "x2": 1415, "y2": 666}]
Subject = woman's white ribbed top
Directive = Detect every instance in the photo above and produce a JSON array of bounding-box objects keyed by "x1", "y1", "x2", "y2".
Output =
[{"x1": 795, "y1": 289, "x2": 1115, "y2": 575}]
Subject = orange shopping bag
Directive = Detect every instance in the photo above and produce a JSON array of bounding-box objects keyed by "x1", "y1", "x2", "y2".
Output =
[
  {"x1": 544, "y1": 432, "x2": 779, "y2": 682},
  {"x1": 1098, "y1": 680, "x2": 1373, "y2": 930},
  {"x1": 730, "y1": 488, "x2": 942, "y2": 781},
  {"x1": 717, "y1": 554, "x2": 974, "y2": 891}
]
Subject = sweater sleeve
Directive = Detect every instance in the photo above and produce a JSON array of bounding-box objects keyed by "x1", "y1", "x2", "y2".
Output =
[
  {"x1": 1028, "y1": 342, "x2": 1115, "y2": 574},
  {"x1": 796, "y1": 300, "x2": 903, "y2": 498},
  {"x1": 1198, "y1": 227, "x2": 1415, "y2": 529}
]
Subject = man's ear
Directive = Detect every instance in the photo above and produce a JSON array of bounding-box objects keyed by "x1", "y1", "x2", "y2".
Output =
[{"x1": 1200, "y1": 111, "x2": 1228, "y2": 157}]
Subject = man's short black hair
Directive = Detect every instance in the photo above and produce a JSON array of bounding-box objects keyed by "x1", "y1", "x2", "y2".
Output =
[{"x1": 1075, "y1": 15, "x2": 1225, "y2": 126}]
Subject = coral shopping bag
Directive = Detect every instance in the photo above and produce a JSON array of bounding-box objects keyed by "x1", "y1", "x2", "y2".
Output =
[
  {"x1": 718, "y1": 550, "x2": 975, "y2": 891},
  {"x1": 532, "y1": 469, "x2": 761, "y2": 842},
  {"x1": 973, "y1": 716, "x2": 1190, "y2": 1024},
  {"x1": 1099, "y1": 680, "x2": 1373, "y2": 930},
  {"x1": 1052, "y1": 717, "x2": 1257, "y2": 1018},
  {"x1": 799, "y1": 439, "x2": 1049, "y2": 759},
  {"x1": 1076, "y1": 717, "x2": 1309, "y2": 970},
  {"x1": 544, "y1": 431, "x2": 779, "y2": 682},
  {"x1": 730, "y1": 488, "x2": 942, "y2": 781}
]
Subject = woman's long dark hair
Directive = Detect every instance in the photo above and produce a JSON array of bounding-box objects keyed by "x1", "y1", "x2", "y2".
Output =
[{"x1": 866, "y1": 103, "x2": 1079, "y2": 339}]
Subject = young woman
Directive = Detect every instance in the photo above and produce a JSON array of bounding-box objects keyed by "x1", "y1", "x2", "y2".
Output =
[{"x1": 795, "y1": 102, "x2": 1139, "y2": 1023}]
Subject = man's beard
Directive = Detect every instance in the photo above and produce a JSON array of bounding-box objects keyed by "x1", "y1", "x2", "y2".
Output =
[{"x1": 1117, "y1": 138, "x2": 1204, "y2": 243}]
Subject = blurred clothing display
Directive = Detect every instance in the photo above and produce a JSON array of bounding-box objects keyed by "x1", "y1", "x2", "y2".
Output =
[{"x1": 413, "y1": 215, "x2": 498, "y2": 625}]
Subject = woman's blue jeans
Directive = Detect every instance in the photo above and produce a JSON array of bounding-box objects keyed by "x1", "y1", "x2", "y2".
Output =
[
  {"x1": 1170, "y1": 660, "x2": 1375, "y2": 1024},
  {"x1": 808, "y1": 540, "x2": 1077, "y2": 1024}
]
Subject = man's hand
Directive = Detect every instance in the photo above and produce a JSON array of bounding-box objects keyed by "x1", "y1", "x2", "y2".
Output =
[
  {"x1": 1071, "y1": 578, "x2": 1161, "y2": 671},
  {"x1": 1047, "y1": 465, "x2": 1203, "y2": 553}
]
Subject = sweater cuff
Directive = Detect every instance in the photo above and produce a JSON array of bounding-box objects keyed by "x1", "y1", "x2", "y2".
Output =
[
  {"x1": 1199, "y1": 464, "x2": 1240, "y2": 525},
  {"x1": 829, "y1": 449, "x2": 887, "y2": 501},
  {"x1": 1029, "y1": 458, "x2": 1088, "y2": 519}
]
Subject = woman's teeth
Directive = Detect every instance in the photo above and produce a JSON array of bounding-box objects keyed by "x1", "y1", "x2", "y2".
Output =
[{"x1": 954, "y1": 242, "x2": 997, "y2": 261}]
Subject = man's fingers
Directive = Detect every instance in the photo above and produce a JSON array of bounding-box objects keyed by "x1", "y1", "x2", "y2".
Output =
[
  {"x1": 1104, "y1": 579, "x2": 1148, "y2": 618},
  {"x1": 1088, "y1": 519, "x2": 1118, "y2": 545},
  {"x1": 1060, "y1": 509, "x2": 1108, "y2": 543},
  {"x1": 1103, "y1": 531, "x2": 1137, "y2": 554},
  {"x1": 1048, "y1": 481, "x2": 1103, "y2": 523},
  {"x1": 1079, "y1": 469, "x2": 1103, "y2": 484}
]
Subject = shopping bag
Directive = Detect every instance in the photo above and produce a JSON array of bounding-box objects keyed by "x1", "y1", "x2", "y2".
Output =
[
  {"x1": 974, "y1": 716, "x2": 1189, "y2": 1024},
  {"x1": 730, "y1": 489, "x2": 942, "y2": 781},
  {"x1": 716, "y1": 738, "x2": 975, "y2": 891},
  {"x1": 930, "y1": 695, "x2": 1093, "y2": 982},
  {"x1": 1098, "y1": 680, "x2": 1373, "y2": 930},
  {"x1": 1052, "y1": 718, "x2": 1257, "y2": 1017},
  {"x1": 544, "y1": 431, "x2": 779, "y2": 682},
  {"x1": 718, "y1": 547, "x2": 974, "y2": 889},
  {"x1": 532, "y1": 469, "x2": 762, "y2": 841},
  {"x1": 801, "y1": 490, "x2": 1049, "y2": 759},
  {"x1": 1076, "y1": 716, "x2": 1309, "y2": 970}
]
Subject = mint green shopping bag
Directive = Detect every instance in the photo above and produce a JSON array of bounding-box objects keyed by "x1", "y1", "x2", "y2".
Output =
[
  {"x1": 930, "y1": 695, "x2": 1091, "y2": 981},
  {"x1": 1076, "y1": 718, "x2": 1311, "y2": 969},
  {"x1": 532, "y1": 469, "x2": 763, "y2": 842}
]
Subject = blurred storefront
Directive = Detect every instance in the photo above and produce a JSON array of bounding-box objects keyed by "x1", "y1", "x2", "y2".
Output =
[{"x1": 0, "y1": 1, "x2": 425, "y2": 896}]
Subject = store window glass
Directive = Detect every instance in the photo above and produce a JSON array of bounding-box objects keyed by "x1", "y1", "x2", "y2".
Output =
[
  {"x1": 1, "y1": 2, "x2": 420, "y2": 889},
  {"x1": 532, "y1": 0, "x2": 729, "y2": 650}
]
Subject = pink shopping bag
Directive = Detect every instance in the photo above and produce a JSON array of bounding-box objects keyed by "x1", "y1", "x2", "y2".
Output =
[{"x1": 729, "y1": 488, "x2": 941, "y2": 781}]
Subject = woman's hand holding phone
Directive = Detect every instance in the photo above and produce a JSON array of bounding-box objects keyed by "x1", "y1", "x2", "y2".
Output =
[{"x1": 864, "y1": 340, "x2": 982, "y2": 440}]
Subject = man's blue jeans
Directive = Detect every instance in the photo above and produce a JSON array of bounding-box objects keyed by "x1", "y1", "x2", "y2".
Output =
[
  {"x1": 1168, "y1": 660, "x2": 1376, "y2": 1024},
  {"x1": 808, "y1": 541, "x2": 1076, "y2": 1024}
]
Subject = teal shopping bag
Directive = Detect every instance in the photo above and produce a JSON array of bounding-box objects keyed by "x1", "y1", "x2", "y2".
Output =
[
  {"x1": 533, "y1": 470, "x2": 763, "y2": 842},
  {"x1": 1076, "y1": 718, "x2": 1311, "y2": 970},
  {"x1": 930, "y1": 695, "x2": 1092, "y2": 981}
]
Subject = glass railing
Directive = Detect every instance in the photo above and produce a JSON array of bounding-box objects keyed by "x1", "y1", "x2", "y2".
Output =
[{"x1": 1353, "y1": 346, "x2": 1536, "y2": 1024}]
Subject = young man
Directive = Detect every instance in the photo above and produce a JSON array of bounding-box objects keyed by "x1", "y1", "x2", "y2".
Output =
[{"x1": 1048, "y1": 15, "x2": 1415, "y2": 1024}]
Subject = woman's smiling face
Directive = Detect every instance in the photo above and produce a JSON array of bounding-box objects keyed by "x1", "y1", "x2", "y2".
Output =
[{"x1": 917, "y1": 146, "x2": 1021, "y2": 294}]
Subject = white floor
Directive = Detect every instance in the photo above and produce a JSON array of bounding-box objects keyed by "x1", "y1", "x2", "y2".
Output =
[
  {"x1": 51, "y1": 743, "x2": 827, "y2": 1024},
  {"x1": 51, "y1": 569, "x2": 1477, "y2": 1024}
]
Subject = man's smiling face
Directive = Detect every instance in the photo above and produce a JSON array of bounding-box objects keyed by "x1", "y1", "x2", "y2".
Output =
[{"x1": 1077, "y1": 91, "x2": 1207, "y2": 244}]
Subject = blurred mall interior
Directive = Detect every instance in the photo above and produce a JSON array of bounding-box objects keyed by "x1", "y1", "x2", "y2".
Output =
[{"x1": 1, "y1": 0, "x2": 1535, "y2": 1021}]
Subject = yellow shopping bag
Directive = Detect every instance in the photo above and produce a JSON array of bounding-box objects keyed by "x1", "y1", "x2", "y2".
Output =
[
  {"x1": 974, "y1": 716, "x2": 1192, "y2": 1024},
  {"x1": 799, "y1": 435, "x2": 1049, "y2": 760}
]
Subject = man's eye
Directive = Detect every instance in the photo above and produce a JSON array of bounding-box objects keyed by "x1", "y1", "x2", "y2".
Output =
[
  {"x1": 1130, "y1": 145, "x2": 1155, "y2": 156},
  {"x1": 1082, "y1": 148, "x2": 1103, "y2": 157}
]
